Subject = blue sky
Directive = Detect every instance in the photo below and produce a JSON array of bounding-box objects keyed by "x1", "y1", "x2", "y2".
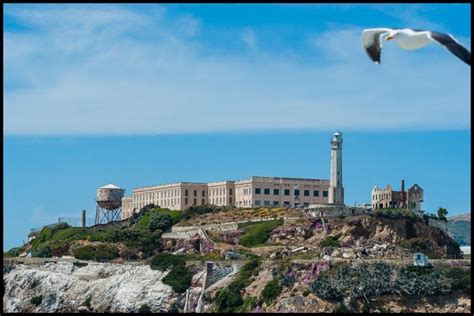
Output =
[{"x1": 3, "y1": 4, "x2": 471, "y2": 249}]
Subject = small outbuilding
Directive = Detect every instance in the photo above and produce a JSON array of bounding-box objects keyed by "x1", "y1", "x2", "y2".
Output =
[{"x1": 413, "y1": 252, "x2": 430, "y2": 266}]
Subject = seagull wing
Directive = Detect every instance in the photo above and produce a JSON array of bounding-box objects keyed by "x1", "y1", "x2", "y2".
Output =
[
  {"x1": 361, "y1": 28, "x2": 394, "y2": 64},
  {"x1": 428, "y1": 31, "x2": 471, "y2": 66}
]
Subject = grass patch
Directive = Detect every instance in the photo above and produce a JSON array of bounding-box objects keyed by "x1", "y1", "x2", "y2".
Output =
[
  {"x1": 320, "y1": 234, "x2": 341, "y2": 248},
  {"x1": 238, "y1": 219, "x2": 283, "y2": 247},
  {"x1": 72, "y1": 244, "x2": 119, "y2": 262}
]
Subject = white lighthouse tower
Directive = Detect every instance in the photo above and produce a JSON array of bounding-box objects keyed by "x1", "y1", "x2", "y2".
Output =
[{"x1": 328, "y1": 131, "x2": 344, "y2": 205}]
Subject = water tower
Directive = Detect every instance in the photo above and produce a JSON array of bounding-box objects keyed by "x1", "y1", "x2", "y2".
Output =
[{"x1": 95, "y1": 184, "x2": 125, "y2": 225}]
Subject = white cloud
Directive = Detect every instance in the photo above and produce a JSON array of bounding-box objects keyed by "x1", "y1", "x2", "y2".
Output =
[{"x1": 3, "y1": 6, "x2": 471, "y2": 135}]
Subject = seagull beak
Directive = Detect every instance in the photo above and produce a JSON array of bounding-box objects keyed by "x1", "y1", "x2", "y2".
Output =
[{"x1": 386, "y1": 35, "x2": 394, "y2": 41}]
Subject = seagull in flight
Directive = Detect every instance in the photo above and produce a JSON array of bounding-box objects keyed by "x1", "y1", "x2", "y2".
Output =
[{"x1": 362, "y1": 28, "x2": 471, "y2": 66}]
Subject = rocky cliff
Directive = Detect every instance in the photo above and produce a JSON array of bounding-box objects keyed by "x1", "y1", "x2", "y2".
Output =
[{"x1": 3, "y1": 261, "x2": 178, "y2": 313}]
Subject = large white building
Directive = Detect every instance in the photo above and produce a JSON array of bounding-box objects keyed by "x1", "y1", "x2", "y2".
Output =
[
  {"x1": 121, "y1": 131, "x2": 344, "y2": 220},
  {"x1": 121, "y1": 176, "x2": 330, "y2": 219}
]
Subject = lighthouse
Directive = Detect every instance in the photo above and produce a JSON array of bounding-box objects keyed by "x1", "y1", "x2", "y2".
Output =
[{"x1": 328, "y1": 131, "x2": 344, "y2": 205}]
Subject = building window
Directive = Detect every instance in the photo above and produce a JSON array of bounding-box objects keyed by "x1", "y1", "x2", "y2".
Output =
[
  {"x1": 264, "y1": 200, "x2": 270, "y2": 206},
  {"x1": 255, "y1": 188, "x2": 261, "y2": 194},
  {"x1": 272, "y1": 201, "x2": 279, "y2": 206},
  {"x1": 202, "y1": 191, "x2": 205, "y2": 197},
  {"x1": 283, "y1": 201, "x2": 290, "y2": 206},
  {"x1": 185, "y1": 198, "x2": 188, "y2": 205},
  {"x1": 304, "y1": 190, "x2": 310, "y2": 196},
  {"x1": 229, "y1": 197, "x2": 232, "y2": 204},
  {"x1": 264, "y1": 188, "x2": 270, "y2": 195},
  {"x1": 193, "y1": 198, "x2": 197, "y2": 205},
  {"x1": 255, "y1": 200, "x2": 261, "y2": 206},
  {"x1": 294, "y1": 189, "x2": 300, "y2": 196},
  {"x1": 202, "y1": 199, "x2": 205, "y2": 204},
  {"x1": 273, "y1": 189, "x2": 279, "y2": 195},
  {"x1": 314, "y1": 190, "x2": 319, "y2": 197},
  {"x1": 185, "y1": 190, "x2": 188, "y2": 197},
  {"x1": 284, "y1": 189, "x2": 290, "y2": 196},
  {"x1": 229, "y1": 189, "x2": 233, "y2": 195},
  {"x1": 194, "y1": 190, "x2": 197, "y2": 197},
  {"x1": 323, "y1": 191, "x2": 328, "y2": 197}
]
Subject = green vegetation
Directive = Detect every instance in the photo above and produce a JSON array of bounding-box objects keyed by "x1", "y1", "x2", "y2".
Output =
[
  {"x1": 214, "y1": 258, "x2": 261, "y2": 312},
  {"x1": 30, "y1": 295, "x2": 43, "y2": 306},
  {"x1": 83, "y1": 296, "x2": 92, "y2": 310},
  {"x1": 149, "y1": 213, "x2": 173, "y2": 232},
  {"x1": 149, "y1": 253, "x2": 192, "y2": 293},
  {"x1": 150, "y1": 252, "x2": 185, "y2": 271},
  {"x1": 181, "y1": 204, "x2": 224, "y2": 221},
  {"x1": 311, "y1": 262, "x2": 469, "y2": 302},
  {"x1": 133, "y1": 206, "x2": 182, "y2": 231},
  {"x1": 334, "y1": 303, "x2": 350, "y2": 313},
  {"x1": 373, "y1": 208, "x2": 419, "y2": 221},
  {"x1": 320, "y1": 234, "x2": 341, "y2": 248},
  {"x1": 260, "y1": 279, "x2": 283, "y2": 304},
  {"x1": 162, "y1": 265, "x2": 194, "y2": 293},
  {"x1": 237, "y1": 296, "x2": 257, "y2": 313},
  {"x1": 138, "y1": 304, "x2": 152, "y2": 313},
  {"x1": 437, "y1": 207, "x2": 448, "y2": 221},
  {"x1": 72, "y1": 244, "x2": 119, "y2": 262},
  {"x1": 25, "y1": 207, "x2": 180, "y2": 259},
  {"x1": 214, "y1": 288, "x2": 244, "y2": 312},
  {"x1": 238, "y1": 219, "x2": 283, "y2": 247}
]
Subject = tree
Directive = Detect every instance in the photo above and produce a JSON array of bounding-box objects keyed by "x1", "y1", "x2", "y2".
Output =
[
  {"x1": 437, "y1": 207, "x2": 448, "y2": 221},
  {"x1": 149, "y1": 213, "x2": 173, "y2": 232}
]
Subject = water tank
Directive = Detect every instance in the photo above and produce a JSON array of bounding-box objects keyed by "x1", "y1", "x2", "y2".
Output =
[{"x1": 96, "y1": 184, "x2": 125, "y2": 210}]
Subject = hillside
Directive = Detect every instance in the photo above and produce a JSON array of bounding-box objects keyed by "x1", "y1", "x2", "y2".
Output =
[
  {"x1": 447, "y1": 213, "x2": 471, "y2": 246},
  {"x1": 4, "y1": 205, "x2": 470, "y2": 313}
]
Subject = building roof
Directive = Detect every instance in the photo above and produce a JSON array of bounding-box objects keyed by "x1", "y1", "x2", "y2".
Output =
[{"x1": 100, "y1": 184, "x2": 123, "y2": 189}]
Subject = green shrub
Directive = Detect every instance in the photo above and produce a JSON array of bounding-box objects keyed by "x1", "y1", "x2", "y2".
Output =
[
  {"x1": 150, "y1": 253, "x2": 185, "y2": 271},
  {"x1": 334, "y1": 303, "x2": 350, "y2": 313},
  {"x1": 441, "y1": 266, "x2": 471, "y2": 295},
  {"x1": 214, "y1": 259, "x2": 261, "y2": 312},
  {"x1": 238, "y1": 296, "x2": 257, "y2": 313},
  {"x1": 138, "y1": 304, "x2": 152, "y2": 313},
  {"x1": 215, "y1": 288, "x2": 244, "y2": 313},
  {"x1": 72, "y1": 244, "x2": 119, "y2": 262},
  {"x1": 83, "y1": 296, "x2": 92, "y2": 310},
  {"x1": 30, "y1": 295, "x2": 43, "y2": 306},
  {"x1": 162, "y1": 264, "x2": 193, "y2": 293},
  {"x1": 239, "y1": 219, "x2": 283, "y2": 247},
  {"x1": 181, "y1": 204, "x2": 221, "y2": 220},
  {"x1": 261, "y1": 279, "x2": 282, "y2": 304},
  {"x1": 149, "y1": 213, "x2": 173, "y2": 232},
  {"x1": 320, "y1": 235, "x2": 341, "y2": 248}
]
